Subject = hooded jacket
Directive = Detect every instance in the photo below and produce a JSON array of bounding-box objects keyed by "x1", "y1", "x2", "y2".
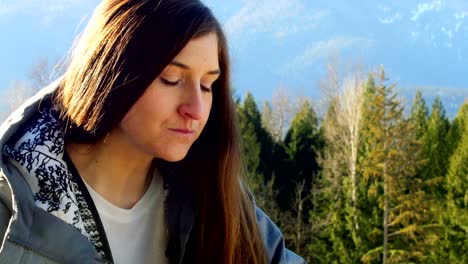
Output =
[{"x1": 0, "y1": 80, "x2": 306, "y2": 264}]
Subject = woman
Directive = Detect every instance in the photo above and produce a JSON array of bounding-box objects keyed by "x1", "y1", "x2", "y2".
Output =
[{"x1": 0, "y1": 0, "x2": 305, "y2": 263}]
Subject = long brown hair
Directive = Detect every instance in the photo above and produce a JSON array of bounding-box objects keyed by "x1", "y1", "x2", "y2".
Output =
[{"x1": 54, "y1": 0, "x2": 267, "y2": 263}]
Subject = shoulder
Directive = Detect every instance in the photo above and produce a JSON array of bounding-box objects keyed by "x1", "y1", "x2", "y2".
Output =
[
  {"x1": 0, "y1": 173, "x2": 13, "y2": 245},
  {"x1": 0, "y1": 173, "x2": 12, "y2": 213},
  {"x1": 243, "y1": 186, "x2": 306, "y2": 263},
  {"x1": 255, "y1": 207, "x2": 307, "y2": 264}
]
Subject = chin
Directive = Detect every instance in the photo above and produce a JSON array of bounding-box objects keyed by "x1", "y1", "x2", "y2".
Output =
[
  {"x1": 162, "y1": 156, "x2": 185, "y2": 162},
  {"x1": 159, "y1": 150, "x2": 190, "y2": 162}
]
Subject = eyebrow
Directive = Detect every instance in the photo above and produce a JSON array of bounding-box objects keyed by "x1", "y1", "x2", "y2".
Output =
[{"x1": 169, "y1": 60, "x2": 221, "y2": 75}]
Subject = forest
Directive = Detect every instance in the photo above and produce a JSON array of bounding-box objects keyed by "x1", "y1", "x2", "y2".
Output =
[{"x1": 236, "y1": 65, "x2": 467, "y2": 263}]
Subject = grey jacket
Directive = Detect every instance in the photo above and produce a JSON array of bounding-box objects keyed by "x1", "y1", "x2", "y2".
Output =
[{"x1": 0, "y1": 80, "x2": 306, "y2": 264}]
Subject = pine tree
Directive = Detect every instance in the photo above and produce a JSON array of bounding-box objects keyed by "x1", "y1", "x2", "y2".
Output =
[
  {"x1": 354, "y1": 73, "x2": 384, "y2": 262},
  {"x1": 360, "y1": 69, "x2": 400, "y2": 263},
  {"x1": 237, "y1": 92, "x2": 282, "y2": 233},
  {"x1": 273, "y1": 99, "x2": 323, "y2": 255},
  {"x1": 360, "y1": 68, "x2": 440, "y2": 263},
  {"x1": 237, "y1": 92, "x2": 262, "y2": 191},
  {"x1": 282, "y1": 99, "x2": 322, "y2": 206},
  {"x1": 241, "y1": 93, "x2": 276, "y2": 182},
  {"x1": 407, "y1": 92, "x2": 446, "y2": 260},
  {"x1": 409, "y1": 89, "x2": 429, "y2": 140},
  {"x1": 447, "y1": 100, "x2": 468, "y2": 156},
  {"x1": 444, "y1": 100, "x2": 468, "y2": 263},
  {"x1": 422, "y1": 96, "x2": 451, "y2": 183}
]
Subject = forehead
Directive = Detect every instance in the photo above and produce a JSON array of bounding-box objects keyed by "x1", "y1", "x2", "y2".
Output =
[{"x1": 171, "y1": 33, "x2": 220, "y2": 70}]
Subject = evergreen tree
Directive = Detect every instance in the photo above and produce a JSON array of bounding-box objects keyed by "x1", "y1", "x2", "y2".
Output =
[
  {"x1": 271, "y1": 99, "x2": 322, "y2": 257},
  {"x1": 237, "y1": 92, "x2": 262, "y2": 191},
  {"x1": 444, "y1": 101, "x2": 468, "y2": 263},
  {"x1": 408, "y1": 92, "x2": 446, "y2": 260},
  {"x1": 353, "y1": 73, "x2": 384, "y2": 263},
  {"x1": 409, "y1": 89, "x2": 429, "y2": 140},
  {"x1": 241, "y1": 92, "x2": 276, "y2": 182},
  {"x1": 422, "y1": 96, "x2": 451, "y2": 183},
  {"x1": 447, "y1": 100, "x2": 468, "y2": 156},
  {"x1": 280, "y1": 99, "x2": 322, "y2": 208},
  {"x1": 360, "y1": 69, "x2": 440, "y2": 263},
  {"x1": 237, "y1": 92, "x2": 282, "y2": 231}
]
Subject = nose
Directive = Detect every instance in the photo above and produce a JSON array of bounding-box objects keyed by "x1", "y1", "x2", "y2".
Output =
[{"x1": 178, "y1": 83, "x2": 204, "y2": 120}]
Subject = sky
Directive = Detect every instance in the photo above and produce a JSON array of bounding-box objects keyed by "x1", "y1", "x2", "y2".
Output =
[{"x1": 0, "y1": 0, "x2": 467, "y2": 117}]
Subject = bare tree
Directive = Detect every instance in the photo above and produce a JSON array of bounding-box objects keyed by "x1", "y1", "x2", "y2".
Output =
[
  {"x1": 292, "y1": 180, "x2": 308, "y2": 253},
  {"x1": 28, "y1": 58, "x2": 53, "y2": 90},
  {"x1": 337, "y1": 75, "x2": 364, "y2": 205},
  {"x1": 262, "y1": 84, "x2": 295, "y2": 142},
  {"x1": 318, "y1": 54, "x2": 343, "y2": 101},
  {"x1": 320, "y1": 57, "x2": 366, "y2": 237},
  {"x1": 4, "y1": 80, "x2": 36, "y2": 112},
  {"x1": 1, "y1": 58, "x2": 55, "y2": 120},
  {"x1": 261, "y1": 101, "x2": 275, "y2": 139},
  {"x1": 255, "y1": 175, "x2": 281, "y2": 224},
  {"x1": 322, "y1": 72, "x2": 365, "y2": 202}
]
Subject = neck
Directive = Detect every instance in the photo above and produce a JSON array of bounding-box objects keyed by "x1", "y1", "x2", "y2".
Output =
[{"x1": 66, "y1": 130, "x2": 154, "y2": 209}]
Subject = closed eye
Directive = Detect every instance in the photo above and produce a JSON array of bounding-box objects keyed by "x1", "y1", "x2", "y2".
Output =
[
  {"x1": 161, "y1": 77, "x2": 212, "y2": 93},
  {"x1": 201, "y1": 85, "x2": 212, "y2": 93},
  {"x1": 160, "y1": 78, "x2": 180, "y2": 86}
]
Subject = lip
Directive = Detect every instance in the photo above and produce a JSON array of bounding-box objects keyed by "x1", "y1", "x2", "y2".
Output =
[{"x1": 168, "y1": 128, "x2": 195, "y2": 135}]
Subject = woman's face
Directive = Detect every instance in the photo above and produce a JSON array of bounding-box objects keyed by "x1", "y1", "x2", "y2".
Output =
[{"x1": 118, "y1": 33, "x2": 220, "y2": 162}]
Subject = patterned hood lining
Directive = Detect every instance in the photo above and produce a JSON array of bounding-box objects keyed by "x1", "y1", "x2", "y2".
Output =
[{"x1": 3, "y1": 103, "x2": 108, "y2": 259}]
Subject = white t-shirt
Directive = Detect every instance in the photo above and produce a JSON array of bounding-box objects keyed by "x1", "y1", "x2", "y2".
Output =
[{"x1": 82, "y1": 171, "x2": 168, "y2": 264}]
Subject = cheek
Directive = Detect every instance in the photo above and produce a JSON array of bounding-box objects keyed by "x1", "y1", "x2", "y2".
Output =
[
  {"x1": 120, "y1": 97, "x2": 154, "y2": 138},
  {"x1": 123, "y1": 88, "x2": 163, "y2": 124},
  {"x1": 121, "y1": 102, "x2": 143, "y2": 129},
  {"x1": 119, "y1": 111, "x2": 142, "y2": 141}
]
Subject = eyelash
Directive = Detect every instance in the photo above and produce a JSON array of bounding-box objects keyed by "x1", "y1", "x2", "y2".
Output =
[
  {"x1": 201, "y1": 85, "x2": 212, "y2": 93},
  {"x1": 160, "y1": 78, "x2": 179, "y2": 86},
  {"x1": 160, "y1": 78, "x2": 211, "y2": 93}
]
